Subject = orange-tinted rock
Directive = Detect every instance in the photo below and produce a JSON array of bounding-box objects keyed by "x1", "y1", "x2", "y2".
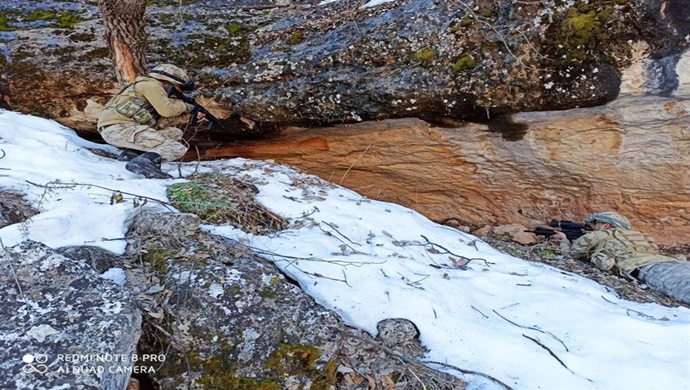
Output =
[{"x1": 194, "y1": 96, "x2": 690, "y2": 245}]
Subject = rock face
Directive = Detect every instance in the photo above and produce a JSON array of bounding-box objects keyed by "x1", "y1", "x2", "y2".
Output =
[
  {"x1": 0, "y1": 241, "x2": 142, "y2": 390},
  {"x1": 1, "y1": 0, "x2": 688, "y2": 131},
  {"x1": 0, "y1": 1, "x2": 687, "y2": 245},
  {"x1": 196, "y1": 95, "x2": 690, "y2": 245}
]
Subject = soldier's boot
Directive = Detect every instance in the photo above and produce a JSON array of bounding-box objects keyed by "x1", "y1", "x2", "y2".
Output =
[
  {"x1": 125, "y1": 152, "x2": 173, "y2": 179},
  {"x1": 117, "y1": 148, "x2": 144, "y2": 161}
]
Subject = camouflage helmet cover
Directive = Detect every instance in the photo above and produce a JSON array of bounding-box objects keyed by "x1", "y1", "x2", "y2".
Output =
[
  {"x1": 148, "y1": 64, "x2": 195, "y2": 91},
  {"x1": 585, "y1": 211, "x2": 631, "y2": 229}
]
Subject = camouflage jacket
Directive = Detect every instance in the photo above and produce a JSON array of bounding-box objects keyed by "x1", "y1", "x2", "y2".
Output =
[
  {"x1": 97, "y1": 76, "x2": 189, "y2": 129},
  {"x1": 560, "y1": 228, "x2": 676, "y2": 272}
]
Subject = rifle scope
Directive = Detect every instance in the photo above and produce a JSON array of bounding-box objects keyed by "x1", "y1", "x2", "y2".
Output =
[{"x1": 549, "y1": 220, "x2": 590, "y2": 230}]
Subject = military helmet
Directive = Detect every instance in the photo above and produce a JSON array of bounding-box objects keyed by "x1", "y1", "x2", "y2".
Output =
[
  {"x1": 585, "y1": 211, "x2": 631, "y2": 229},
  {"x1": 149, "y1": 64, "x2": 195, "y2": 91}
]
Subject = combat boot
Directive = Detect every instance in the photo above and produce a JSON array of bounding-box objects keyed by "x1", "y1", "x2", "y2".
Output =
[
  {"x1": 125, "y1": 152, "x2": 173, "y2": 179},
  {"x1": 117, "y1": 148, "x2": 144, "y2": 161}
]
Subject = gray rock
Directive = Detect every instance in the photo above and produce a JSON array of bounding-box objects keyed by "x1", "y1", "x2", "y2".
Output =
[
  {"x1": 0, "y1": 191, "x2": 37, "y2": 229},
  {"x1": 376, "y1": 318, "x2": 420, "y2": 348},
  {"x1": 0, "y1": 241, "x2": 141, "y2": 390}
]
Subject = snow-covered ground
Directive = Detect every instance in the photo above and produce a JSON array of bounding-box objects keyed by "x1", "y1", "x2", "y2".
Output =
[{"x1": 1, "y1": 110, "x2": 688, "y2": 390}]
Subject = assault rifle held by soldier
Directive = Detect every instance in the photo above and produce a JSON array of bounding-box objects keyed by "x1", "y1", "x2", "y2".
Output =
[
  {"x1": 526, "y1": 220, "x2": 592, "y2": 242},
  {"x1": 167, "y1": 86, "x2": 226, "y2": 131}
]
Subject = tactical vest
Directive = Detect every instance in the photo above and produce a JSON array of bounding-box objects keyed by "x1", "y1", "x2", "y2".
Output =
[
  {"x1": 103, "y1": 79, "x2": 161, "y2": 127},
  {"x1": 591, "y1": 229, "x2": 665, "y2": 271}
]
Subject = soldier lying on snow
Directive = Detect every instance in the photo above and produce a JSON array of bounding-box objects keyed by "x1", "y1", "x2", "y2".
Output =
[
  {"x1": 97, "y1": 64, "x2": 204, "y2": 179},
  {"x1": 551, "y1": 211, "x2": 690, "y2": 306}
]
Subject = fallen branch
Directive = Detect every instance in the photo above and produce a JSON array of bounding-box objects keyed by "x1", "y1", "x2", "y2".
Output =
[
  {"x1": 234, "y1": 241, "x2": 385, "y2": 267},
  {"x1": 522, "y1": 334, "x2": 572, "y2": 372},
  {"x1": 471, "y1": 305, "x2": 489, "y2": 319},
  {"x1": 322, "y1": 221, "x2": 361, "y2": 246},
  {"x1": 423, "y1": 360, "x2": 514, "y2": 390},
  {"x1": 25, "y1": 180, "x2": 175, "y2": 209},
  {"x1": 420, "y1": 235, "x2": 492, "y2": 267},
  {"x1": 493, "y1": 309, "x2": 568, "y2": 351}
]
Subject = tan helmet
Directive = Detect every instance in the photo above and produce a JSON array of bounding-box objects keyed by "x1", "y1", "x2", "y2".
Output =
[
  {"x1": 149, "y1": 64, "x2": 195, "y2": 91},
  {"x1": 585, "y1": 211, "x2": 631, "y2": 229}
]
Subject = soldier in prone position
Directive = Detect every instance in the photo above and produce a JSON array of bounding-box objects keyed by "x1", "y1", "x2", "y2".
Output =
[{"x1": 550, "y1": 211, "x2": 690, "y2": 305}]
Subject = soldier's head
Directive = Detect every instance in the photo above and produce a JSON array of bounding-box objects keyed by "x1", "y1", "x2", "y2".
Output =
[
  {"x1": 585, "y1": 211, "x2": 631, "y2": 230},
  {"x1": 149, "y1": 64, "x2": 195, "y2": 91}
]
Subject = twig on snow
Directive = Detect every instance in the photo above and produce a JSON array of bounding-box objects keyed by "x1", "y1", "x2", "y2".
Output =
[
  {"x1": 25, "y1": 180, "x2": 175, "y2": 209},
  {"x1": 492, "y1": 309, "x2": 568, "y2": 351},
  {"x1": 420, "y1": 235, "x2": 491, "y2": 267},
  {"x1": 522, "y1": 334, "x2": 572, "y2": 372},
  {"x1": 322, "y1": 221, "x2": 361, "y2": 246},
  {"x1": 424, "y1": 360, "x2": 514, "y2": 390}
]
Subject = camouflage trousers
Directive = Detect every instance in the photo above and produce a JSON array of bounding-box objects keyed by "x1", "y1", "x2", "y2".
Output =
[
  {"x1": 99, "y1": 123, "x2": 187, "y2": 162},
  {"x1": 638, "y1": 261, "x2": 690, "y2": 305}
]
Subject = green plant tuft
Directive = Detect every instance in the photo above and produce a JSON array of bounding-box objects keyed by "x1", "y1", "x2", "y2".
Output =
[
  {"x1": 412, "y1": 48, "x2": 436, "y2": 65},
  {"x1": 167, "y1": 182, "x2": 231, "y2": 224},
  {"x1": 451, "y1": 56, "x2": 476, "y2": 72},
  {"x1": 286, "y1": 30, "x2": 305, "y2": 45}
]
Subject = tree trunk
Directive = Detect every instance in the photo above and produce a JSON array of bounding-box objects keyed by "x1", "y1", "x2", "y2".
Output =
[{"x1": 97, "y1": 0, "x2": 148, "y2": 86}]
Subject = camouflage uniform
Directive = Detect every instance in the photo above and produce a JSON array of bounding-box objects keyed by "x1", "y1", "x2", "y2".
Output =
[
  {"x1": 97, "y1": 73, "x2": 192, "y2": 162},
  {"x1": 560, "y1": 213, "x2": 690, "y2": 305}
]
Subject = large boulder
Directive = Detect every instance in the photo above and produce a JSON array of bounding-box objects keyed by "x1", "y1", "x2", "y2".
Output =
[
  {"x1": 0, "y1": 241, "x2": 141, "y2": 390},
  {"x1": 0, "y1": 0, "x2": 688, "y2": 132},
  {"x1": 195, "y1": 95, "x2": 690, "y2": 245}
]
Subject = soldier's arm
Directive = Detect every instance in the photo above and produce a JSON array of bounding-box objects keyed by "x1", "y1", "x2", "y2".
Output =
[
  {"x1": 560, "y1": 232, "x2": 606, "y2": 261},
  {"x1": 140, "y1": 80, "x2": 188, "y2": 118}
]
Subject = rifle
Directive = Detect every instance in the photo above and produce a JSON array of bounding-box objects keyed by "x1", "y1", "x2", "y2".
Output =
[
  {"x1": 167, "y1": 87, "x2": 226, "y2": 130},
  {"x1": 525, "y1": 220, "x2": 592, "y2": 242}
]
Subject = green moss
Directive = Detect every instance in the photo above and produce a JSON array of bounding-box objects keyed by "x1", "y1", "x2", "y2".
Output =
[
  {"x1": 449, "y1": 18, "x2": 474, "y2": 33},
  {"x1": 24, "y1": 9, "x2": 85, "y2": 28},
  {"x1": 562, "y1": 10, "x2": 604, "y2": 47},
  {"x1": 158, "y1": 340, "x2": 281, "y2": 390},
  {"x1": 259, "y1": 289, "x2": 280, "y2": 299},
  {"x1": 158, "y1": 15, "x2": 175, "y2": 25},
  {"x1": 226, "y1": 22, "x2": 247, "y2": 36},
  {"x1": 412, "y1": 48, "x2": 436, "y2": 65},
  {"x1": 197, "y1": 346, "x2": 282, "y2": 389},
  {"x1": 451, "y1": 55, "x2": 476, "y2": 72},
  {"x1": 265, "y1": 344, "x2": 321, "y2": 376},
  {"x1": 286, "y1": 30, "x2": 305, "y2": 45},
  {"x1": 536, "y1": 248, "x2": 557, "y2": 260},
  {"x1": 23, "y1": 10, "x2": 55, "y2": 22},
  {"x1": 0, "y1": 10, "x2": 17, "y2": 31},
  {"x1": 143, "y1": 246, "x2": 172, "y2": 276}
]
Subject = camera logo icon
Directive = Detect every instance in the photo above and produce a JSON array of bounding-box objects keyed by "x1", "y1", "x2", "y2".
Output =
[{"x1": 22, "y1": 354, "x2": 49, "y2": 374}]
